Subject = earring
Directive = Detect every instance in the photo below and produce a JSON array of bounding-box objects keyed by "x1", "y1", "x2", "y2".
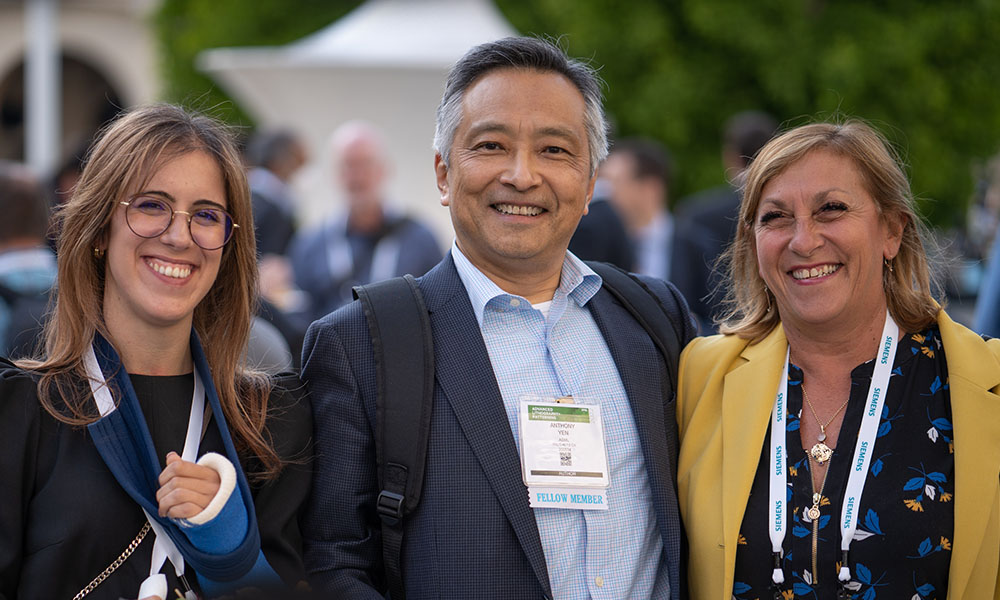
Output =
[
  {"x1": 93, "y1": 247, "x2": 105, "y2": 259},
  {"x1": 884, "y1": 257, "x2": 894, "y2": 273},
  {"x1": 763, "y1": 285, "x2": 772, "y2": 313}
]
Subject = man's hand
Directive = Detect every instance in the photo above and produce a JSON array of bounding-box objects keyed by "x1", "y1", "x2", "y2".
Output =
[{"x1": 156, "y1": 451, "x2": 222, "y2": 519}]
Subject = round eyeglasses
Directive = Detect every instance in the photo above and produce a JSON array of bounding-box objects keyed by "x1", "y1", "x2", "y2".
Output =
[{"x1": 120, "y1": 196, "x2": 239, "y2": 250}]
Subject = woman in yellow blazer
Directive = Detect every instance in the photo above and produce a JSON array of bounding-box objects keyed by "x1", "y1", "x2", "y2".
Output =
[{"x1": 677, "y1": 120, "x2": 1000, "y2": 599}]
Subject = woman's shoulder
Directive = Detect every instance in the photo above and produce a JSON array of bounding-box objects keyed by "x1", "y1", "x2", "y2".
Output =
[
  {"x1": 681, "y1": 332, "x2": 754, "y2": 367},
  {"x1": 935, "y1": 309, "x2": 1000, "y2": 384},
  {"x1": 936, "y1": 309, "x2": 1000, "y2": 357},
  {"x1": 0, "y1": 359, "x2": 51, "y2": 444},
  {"x1": 0, "y1": 357, "x2": 40, "y2": 382},
  {"x1": 0, "y1": 358, "x2": 43, "y2": 406},
  {"x1": 678, "y1": 334, "x2": 750, "y2": 411},
  {"x1": 267, "y1": 371, "x2": 310, "y2": 414},
  {"x1": 265, "y1": 371, "x2": 313, "y2": 458}
]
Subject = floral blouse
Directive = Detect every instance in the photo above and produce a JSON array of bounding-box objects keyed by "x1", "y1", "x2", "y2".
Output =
[{"x1": 733, "y1": 327, "x2": 955, "y2": 599}]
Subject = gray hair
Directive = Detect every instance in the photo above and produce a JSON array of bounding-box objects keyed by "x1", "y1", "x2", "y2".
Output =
[{"x1": 433, "y1": 37, "x2": 608, "y2": 174}]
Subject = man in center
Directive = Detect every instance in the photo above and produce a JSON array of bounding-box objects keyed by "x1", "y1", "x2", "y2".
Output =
[{"x1": 302, "y1": 36, "x2": 696, "y2": 599}]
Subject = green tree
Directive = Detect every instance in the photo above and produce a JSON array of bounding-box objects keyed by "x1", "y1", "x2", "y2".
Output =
[
  {"x1": 157, "y1": 0, "x2": 1000, "y2": 224},
  {"x1": 155, "y1": 0, "x2": 360, "y2": 126},
  {"x1": 497, "y1": 0, "x2": 1000, "y2": 225}
]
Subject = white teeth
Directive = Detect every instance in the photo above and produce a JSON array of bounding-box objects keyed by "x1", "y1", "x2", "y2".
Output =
[
  {"x1": 494, "y1": 203, "x2": 543, "y2": 216},
  {"x1": 149, "y1": 260, "x2": 191, "y2": 279},
  {"x1": 792, "y1": 264, "x2": 840, "y2": 280}
]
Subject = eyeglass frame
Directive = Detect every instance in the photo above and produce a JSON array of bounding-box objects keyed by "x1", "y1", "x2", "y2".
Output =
[{"x1": 118, "y1": 196, "x2": 240, "y2": 250}]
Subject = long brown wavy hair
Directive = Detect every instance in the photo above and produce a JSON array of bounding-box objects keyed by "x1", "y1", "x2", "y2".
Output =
[
  {"x1": 19, "y1": 104, "x2": 282, "y2": 479},
  {"x1": 717, "y1": 119, "x2": 940, "y2": 342}
]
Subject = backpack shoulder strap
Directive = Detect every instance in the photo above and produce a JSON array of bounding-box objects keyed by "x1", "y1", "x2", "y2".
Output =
[
  {"x1": 586, "y1": 261, "x2": 687, "y2": 392},
  {"x1": 353, "y1": 274, "x2": 433, "y2": 600}
]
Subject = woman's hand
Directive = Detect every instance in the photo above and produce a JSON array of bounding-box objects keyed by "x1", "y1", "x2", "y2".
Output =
[{"x1": 156, "y1": 451, "x2": 222, "y2": 519}]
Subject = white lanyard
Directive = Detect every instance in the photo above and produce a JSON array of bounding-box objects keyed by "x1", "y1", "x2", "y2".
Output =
[
  {"x1": 84, "y1": 345, "x2": 205, "y2": 599},
  {"x1": 767, "y1": 310, "x2": 899, "y2": 587},
  {"x1": 767, "y1": 349, "x2": 791, "y2": 584},
  {"x1": 836, "y1": 312, "x2": 898, "y2": 582}
]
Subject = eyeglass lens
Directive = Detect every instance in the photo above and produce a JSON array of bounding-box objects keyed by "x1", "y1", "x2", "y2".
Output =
[{"x1": 125, "y1": 197, "x2": 234, "y2": 250}]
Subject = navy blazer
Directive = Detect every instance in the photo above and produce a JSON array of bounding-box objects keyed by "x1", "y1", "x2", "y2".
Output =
[{"x1": 301, "y1": 254, "x2": 695, "y2": 599}]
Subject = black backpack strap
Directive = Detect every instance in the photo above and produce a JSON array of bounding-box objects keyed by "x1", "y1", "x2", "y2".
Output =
[
  {"x1": 586, "y1": 261, "x2": 687, "y2": 392},
  {"x1": 353, "y1": 274, "x2": 433, "y2": 600}
]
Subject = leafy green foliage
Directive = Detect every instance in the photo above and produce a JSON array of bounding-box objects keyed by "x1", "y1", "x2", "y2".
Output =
[
  {"x1": 154, "y1": 0, "x2": 360, "y2": 126},
  {"x1": 497, "y1": 0, "x2": 1000, "y2": 224},
  {"x1": 156, "y1": 0, "x2": 1000, "y2": 224}
]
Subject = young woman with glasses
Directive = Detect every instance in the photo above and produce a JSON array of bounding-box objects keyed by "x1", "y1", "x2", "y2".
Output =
[{"x1": 0, "y1": 105, "x2": 312, "y2": 599}]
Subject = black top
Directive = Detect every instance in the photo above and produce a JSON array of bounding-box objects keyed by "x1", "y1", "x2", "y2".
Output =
[
  {"x1": 0, "y1": 364, "x2": 313, "y2": 599},
  {"x1": 733, "y1": 326, "x2": 955, "y2": 599}
]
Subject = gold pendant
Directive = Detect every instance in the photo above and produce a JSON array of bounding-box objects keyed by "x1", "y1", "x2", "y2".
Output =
[
  {"x1": 810, "y1": 442, "x2": 834, "y2": 463},
  {"x1": 807, "y1": 506, "x2": 821, "y2": 520}
]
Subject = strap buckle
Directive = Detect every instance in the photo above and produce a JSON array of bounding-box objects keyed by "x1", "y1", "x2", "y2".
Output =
[{"x1": 377, "y1": 490, "x2": 405, "y2": 526}]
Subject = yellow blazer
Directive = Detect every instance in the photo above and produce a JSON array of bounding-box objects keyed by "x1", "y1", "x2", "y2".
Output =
[{"x1": 677, "y1": 310, "x2": 1000, "y2": 599}]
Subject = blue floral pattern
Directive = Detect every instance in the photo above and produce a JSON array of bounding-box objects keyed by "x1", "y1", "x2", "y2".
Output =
[{"x1": 732, "y1": 327, "x2": 954, "y2": 598}]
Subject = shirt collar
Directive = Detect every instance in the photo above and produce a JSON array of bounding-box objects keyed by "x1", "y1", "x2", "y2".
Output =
[{"x1": 450, "y1": 242, "x2": 603, "y2": 329}]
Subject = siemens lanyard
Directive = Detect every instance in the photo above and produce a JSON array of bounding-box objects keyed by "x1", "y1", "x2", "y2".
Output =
[
  {"x1": 85, "y1": 345, "x2": 204, "y2": 600},
  {"x1": 768, "y1": 310, "x2": 899, "y2": 588}
]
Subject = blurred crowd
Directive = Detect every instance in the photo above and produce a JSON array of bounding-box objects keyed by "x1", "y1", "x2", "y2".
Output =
[{"x1": 3, "y1": 109, "x2": 1000, "y2": 365}]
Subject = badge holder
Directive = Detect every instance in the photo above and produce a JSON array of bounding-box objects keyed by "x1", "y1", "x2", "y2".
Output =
[{"x1": 518, "y1": 396, "x2": 610, "y2": 511}]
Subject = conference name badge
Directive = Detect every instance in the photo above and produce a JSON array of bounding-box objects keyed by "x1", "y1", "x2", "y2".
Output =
[{"x1": 518, "y1": 397, "x2": 610, "y2": 511}]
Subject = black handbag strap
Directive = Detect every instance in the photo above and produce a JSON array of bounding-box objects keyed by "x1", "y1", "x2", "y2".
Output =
[{"x1": 354, "y1": 274, "x2": 434, "y2": 600}]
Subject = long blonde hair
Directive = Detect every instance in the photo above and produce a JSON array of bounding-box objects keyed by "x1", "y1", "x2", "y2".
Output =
[
  {"x1": 717, "y1": 120, "x2": 940, "y2": 341},
  {"x1": 20, "y1": 104, "x2": 282, "y2": 479}
]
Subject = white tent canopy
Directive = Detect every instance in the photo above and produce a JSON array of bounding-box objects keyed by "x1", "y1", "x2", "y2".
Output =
[{"x1": 198, "y1": 0, "x2": 518, "y2": 243}]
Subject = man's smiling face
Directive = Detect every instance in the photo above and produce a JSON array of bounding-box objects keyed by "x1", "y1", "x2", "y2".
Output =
[{"x1": 435, "y1": 67, "x2": 596, "y2": 280}]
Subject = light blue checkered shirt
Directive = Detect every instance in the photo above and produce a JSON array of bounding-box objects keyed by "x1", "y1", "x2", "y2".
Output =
[{"x1": 451, "y1": 244, "x2": 669, "y2": 600}]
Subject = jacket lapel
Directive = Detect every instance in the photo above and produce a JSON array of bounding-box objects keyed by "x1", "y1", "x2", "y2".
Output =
[
  {"x1": 720, "y1": 326, "x2": 788, "y2": 593},
  {"x1": 419, "y1": 258, "x2": 552, "y2": 596},
  {"x1": 588, "y1": 289, "x2": 682, "y2": 594},
  {"x1": 708, "y1": 314, "x2": 1000, "y2": 597},
  {"x1": 937, "y1": 312, "x2": 1000, "y2": 598}
]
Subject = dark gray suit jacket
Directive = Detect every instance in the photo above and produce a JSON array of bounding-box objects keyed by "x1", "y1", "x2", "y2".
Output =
[{"x1": 301, "y1": 254, "x2": 695, "y2": 599}]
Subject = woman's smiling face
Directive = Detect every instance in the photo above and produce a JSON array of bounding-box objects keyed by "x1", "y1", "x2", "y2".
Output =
[
  {"x1": 754, "y1": 148, "x2": 902, "y2": 334},
  {"x1": 101, "y1": 150, "x2": 227, "y2": 334}
]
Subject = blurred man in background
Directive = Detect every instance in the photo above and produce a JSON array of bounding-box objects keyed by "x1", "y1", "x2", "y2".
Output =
[
  {"x1": 676, "y1": 110, "x2": 778, "y2": 254},
  {"x1": 0, "y1": 161, "x2": 56, "y2": 357},
  {"x1": 603, "y1": 137, "x2": 713, "y2": 329},
  {"x1": 289, "y1": 121, "x2": 441, "y2": 321},
  {"x1": 245, "y1": 129, "x2": 308, "y2": 257},
  {"x1": 675, "y1": 110, "x2": 778, "y2": 325}
]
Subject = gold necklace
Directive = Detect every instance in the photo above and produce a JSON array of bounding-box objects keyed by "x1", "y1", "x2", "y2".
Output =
[
  {"x1": 807, "y1": 454, "x2": 832, "y2": 583},
  {"x1": 802, "y1": 385, "x2": 849, "y2": 465}
]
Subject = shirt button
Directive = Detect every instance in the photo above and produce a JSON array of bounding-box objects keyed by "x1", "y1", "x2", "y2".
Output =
[
  {"x1": 595, "y1": 576, "x2": 604, "y2": 587},
  {"x1": 510, "y1": 298, "x2": 521, "y2": 307}
]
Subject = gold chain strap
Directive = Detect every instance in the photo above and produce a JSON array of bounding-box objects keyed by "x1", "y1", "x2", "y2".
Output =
[{"x1": 73, "y1": 521, "x2": 152, "y2": 600}]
